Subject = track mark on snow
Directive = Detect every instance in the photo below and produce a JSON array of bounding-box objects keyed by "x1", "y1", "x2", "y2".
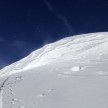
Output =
[
  {"x1": 4, "y1": 75, "x2": 25, "y2": 107},
  {"x1": 0, "y1": 77, "x2": 10, "y2": 108},
  {"x1": 18, "y1": 105, "x2": 25, "y2": 108},
  {"x1": 38, "y1": 89, "x2": 54, "y2": 98},
  {"x1": 35, "y1": 89, "x2": 55, "y2": 107}
]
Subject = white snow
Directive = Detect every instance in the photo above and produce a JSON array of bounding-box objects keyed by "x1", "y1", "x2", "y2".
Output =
[
  {"x1": 71, "y1": 66, "x2": 82, "y2": 71},
  {"x1": 0, "y1": 90, "x2": 3, "y2": 108},
  {"x1": 0, "y1": 32, "x2": 108, "y2": 108},
  {"x1": 0, "y1": 32, "x2": 108, "y2": 77}
]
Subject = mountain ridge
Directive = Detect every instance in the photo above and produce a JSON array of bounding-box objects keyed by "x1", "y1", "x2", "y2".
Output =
[
  {"x1": 0, "y1": 32, "x2": 108, "y2": 77},
  {"x1": 0, "y1": 32, "x2": 108, "y2": 108}
]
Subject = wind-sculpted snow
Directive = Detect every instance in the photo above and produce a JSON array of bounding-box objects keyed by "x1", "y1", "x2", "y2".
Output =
[
  {"x1": 0, "y1": 32, "x2": 108, "y2": 77},
  {"x1": 0, "y1": 32, "x2": 108, "y2": 108}
]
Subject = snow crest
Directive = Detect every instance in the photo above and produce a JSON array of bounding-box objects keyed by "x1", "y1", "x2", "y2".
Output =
[
  {"x1": 0, "y1": 32, "x2": 108, "y2": 77},
  {"x1": 0, "y1": 32, "x2": 108, "y2": 108}
]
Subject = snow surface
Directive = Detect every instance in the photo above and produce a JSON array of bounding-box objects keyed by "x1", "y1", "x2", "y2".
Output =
[{"x1": 0, "y1": 32, "x2": 108, "y2": 108}]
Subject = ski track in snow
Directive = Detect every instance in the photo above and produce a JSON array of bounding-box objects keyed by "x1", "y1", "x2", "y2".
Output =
[
  {"x1": 0, "y1": 75, "x2": 25, "y2": 108},
  {"x1": 0, "y1": 77, "x2": 9, "y2": 108}
]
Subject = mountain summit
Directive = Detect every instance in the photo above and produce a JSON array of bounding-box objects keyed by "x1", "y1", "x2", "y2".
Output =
[
  {"x1": 0, "y1": 32, "x2": 108, "y2": 108},
  {"x1": 0, "y1": 32, "x2": 108, "y2": 77}
]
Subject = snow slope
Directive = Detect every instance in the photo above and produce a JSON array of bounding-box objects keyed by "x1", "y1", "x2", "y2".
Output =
[{"x1": 0, "y1": 32, "x2": 108, "y2": 108}]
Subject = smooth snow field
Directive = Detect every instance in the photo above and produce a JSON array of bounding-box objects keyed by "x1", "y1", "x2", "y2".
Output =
[{"x1": 0, "y1": 32, "x2": 108, "y2": 108}]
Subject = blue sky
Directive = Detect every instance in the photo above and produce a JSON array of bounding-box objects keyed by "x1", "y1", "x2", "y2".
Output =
[{"x1": 0, "y1": 0, "x2": 108, "y2": 68}]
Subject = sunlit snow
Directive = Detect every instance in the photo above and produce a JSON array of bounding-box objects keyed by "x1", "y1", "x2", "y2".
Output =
[{"x1": 0, "y1": 32, "x2": 108, "y2": 108}]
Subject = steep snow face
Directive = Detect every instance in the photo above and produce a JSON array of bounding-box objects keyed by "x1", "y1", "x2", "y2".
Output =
[
  {"x1": 0, "y1": 32, "x2": 108, "y2": 108},
  {"x1": 0, "y1": 32, "x2": 108, "y2": 77}
]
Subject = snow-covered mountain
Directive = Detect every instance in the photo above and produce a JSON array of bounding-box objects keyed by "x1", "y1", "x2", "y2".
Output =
[{"x1": 0, "y1": 32, "x2": 108, "y2": 108}]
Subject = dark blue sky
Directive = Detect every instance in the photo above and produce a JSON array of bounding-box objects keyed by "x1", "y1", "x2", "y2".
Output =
[{"x1": 0, "y1": 0, "x2": 108, "y2": 68}]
